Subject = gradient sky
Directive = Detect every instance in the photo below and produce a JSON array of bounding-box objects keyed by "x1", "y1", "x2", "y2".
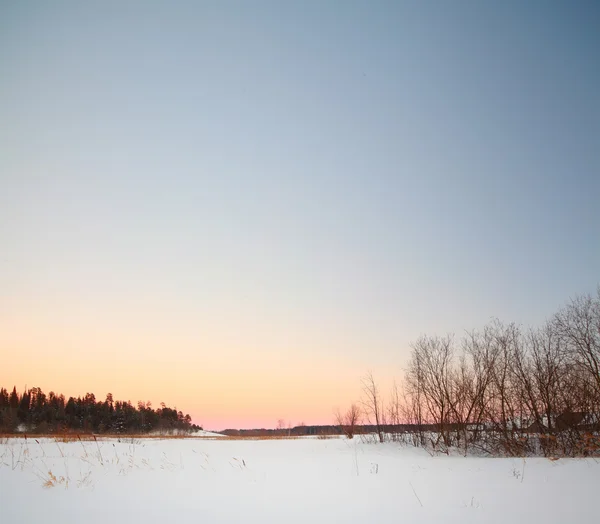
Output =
[{"x1": 1, "y1": 1, "x2": 599, "y2": 430}]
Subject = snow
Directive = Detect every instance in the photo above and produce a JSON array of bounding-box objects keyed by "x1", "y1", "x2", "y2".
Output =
[
  {"x1": 147, "y1": 429, "x2": 226, "y2": 438},
  {"x1": 190, "y1": 429, "x2": 227, "y2": 438},
  {"x1": 1, "y1": 436, "x2": 598, "y2": 523}
]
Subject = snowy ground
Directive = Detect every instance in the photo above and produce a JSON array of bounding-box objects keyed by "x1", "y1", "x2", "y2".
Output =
[
  {"x1": 190, "y1": 429, "x2": 227, "y2": 437},
  {"x1": 150, "y1": 429, "x2": 226, "y2": 438},
  {"x1": 1, "y1": 436, "x2": 598, "y2": 523}
]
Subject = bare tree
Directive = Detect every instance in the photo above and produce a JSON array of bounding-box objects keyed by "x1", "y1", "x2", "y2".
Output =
[
  {"x1": 335, "y1": 403, "x2": 361, "y2": 439},
  {"x1": 452, "y1": 326, "x2": 500, "y2": 453},
  {"x1": 407, "y1": 334, "x2": 454, "y2": 448},
  {"x1": 361, "y1": 372, "x2": 385, "y2": 443},
  {"x1": 400, "y1": 379, "x2": 426, "y2": 447},
  {"x1": 482, "y1": 321, "x2": 529, "y2": 455},
  {"x1": 554, "y1": 290, "x2": 600, "y2": 397},
  {"x1": 387, "y1": 381, "x2": 404, "y2": 441}
]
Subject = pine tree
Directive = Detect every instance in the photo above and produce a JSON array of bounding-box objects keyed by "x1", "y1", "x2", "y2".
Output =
[{"x1": 9, "y1": 387, "x2": 19, "y2": 409}]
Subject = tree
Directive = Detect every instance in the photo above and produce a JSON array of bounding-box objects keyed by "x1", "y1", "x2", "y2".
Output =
[
  {"x1": 335, "y1": 403, "x2": 361, "y2": 439},
  {"x1": 554, "y1": 289, "x2": 600, "y2": 397},
  {"x1": 361, "y1": 372, "x2": 384, "y2": 443},
  {"x1": 9, "y1": 387, "x2": 18, "y2": 409},
  {"x1": 406, "y1": 335, "x2": 454, "y2": 448},
  {"x1": 0, "y1": 385, "x2": 198, "y2": 435}
]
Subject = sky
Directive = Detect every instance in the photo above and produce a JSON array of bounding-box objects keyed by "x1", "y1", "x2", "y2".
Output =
[{"x1": 1, "y1": 1, "x2": 599, "y2": 430}]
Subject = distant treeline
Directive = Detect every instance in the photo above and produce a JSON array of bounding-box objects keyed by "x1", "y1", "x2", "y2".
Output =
[
  {"x1": 220, "y1": 424, "x2": 437, "y2": 437},
  {"x1": 0, "y1": 386, "x2": 202, "y2": 434},
  {"x1": 221, "y1": 425, "x2": 342, "y2": 437}
]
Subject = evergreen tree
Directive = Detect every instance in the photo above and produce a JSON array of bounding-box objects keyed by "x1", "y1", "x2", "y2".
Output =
[{"x1": 0, "y1": 384, "x2": 200, "y2": 434}]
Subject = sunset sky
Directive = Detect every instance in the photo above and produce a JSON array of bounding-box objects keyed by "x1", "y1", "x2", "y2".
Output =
[{"x1": 1, "y1": 1, "x2": 599, "y2": 430}]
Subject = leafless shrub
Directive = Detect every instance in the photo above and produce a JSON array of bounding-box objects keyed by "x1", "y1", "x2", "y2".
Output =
[{"x1": 335, "y1": 403, "x2": 361, "y2": 439}]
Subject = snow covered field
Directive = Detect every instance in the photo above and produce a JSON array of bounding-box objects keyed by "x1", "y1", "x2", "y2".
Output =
[{"x1": 1, "y1": 436, "x2": 598, "y2": 523}]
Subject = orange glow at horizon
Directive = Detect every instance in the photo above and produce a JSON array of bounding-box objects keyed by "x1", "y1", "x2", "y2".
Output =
[{"x1": 1, "y1": 307, "x2": 401, "y2": 431}]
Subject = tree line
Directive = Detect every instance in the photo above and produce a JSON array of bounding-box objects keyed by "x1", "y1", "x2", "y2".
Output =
[
  {"x1": 0, "y1": 386, "x2": 202, "y2": 434},
  {"x1": 339, "y1": 288, "x2": 600, "y2": 457}
]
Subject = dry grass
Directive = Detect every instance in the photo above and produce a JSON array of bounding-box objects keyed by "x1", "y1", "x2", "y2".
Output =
[
  {"x1": 41, "y1": 470, "x2": 68, "y2": 489},
  {"x1": 0, "y1": 433, "x2": 168, "y2": 489},
  {"x1": 0, "y1": 433, "x2": 226, "y2": 442},
  {"x1": 219, "y1": 435, "x2": 305, "y2": 441},
  {"x1": 0, "y1": 432, "x2": 341, "y2": 443}
]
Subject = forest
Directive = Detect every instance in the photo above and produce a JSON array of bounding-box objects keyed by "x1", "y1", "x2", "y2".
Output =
[{"x1": 0, "y1": 386, "x2": 201, "y2": 434}]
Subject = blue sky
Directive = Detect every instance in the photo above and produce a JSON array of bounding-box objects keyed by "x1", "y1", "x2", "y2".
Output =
[{"x1": 1, "y1": 1, "x2": 599, "y2": 427}]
